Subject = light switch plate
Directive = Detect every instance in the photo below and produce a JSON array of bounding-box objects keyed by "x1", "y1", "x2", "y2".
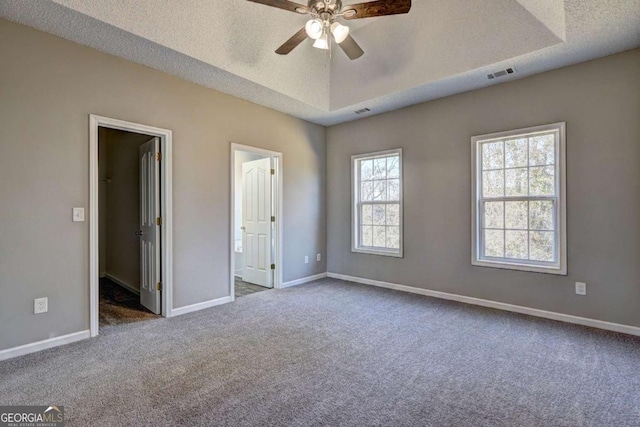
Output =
[
  {"x1": 72, "y1": 207, "x2": 85, "y2": 222},
  {"x1": 304, "y1": 256, "x2": 309, "y2": 264},
  {"x1": 575, "y1": 282, "x2": 587, "y2": 296},
  {"x1": 317, "y1": 253, "x2": 321, "y2": 262}
]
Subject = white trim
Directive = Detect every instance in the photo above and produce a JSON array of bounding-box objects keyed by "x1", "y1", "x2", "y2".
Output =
[
  {"x1": 351, "y1": 148, "x2": 404, "y2": 258},
  {"x1": 471, "y1": 122, "x2": 567, "y2": 275},
  {"x1": 89, "y1": 114, "x2": 174, "y2": 338},
  {"x1": 229, "y1": 143, "x2": 284, "y2": 302},
  {"x1": 170, "y1": 296, "x2": 232, "y2": 317},
  {"x1": 327, "y1": 273, "x2": 640, "y2": 337},
  {"x1": 0, "y1": 330, "x2": 91, "y2": 362},
  {"x1": 281, "y1": 273, "x2": 327, "y2": 288},
  {"x1": 104, "y1": 273, "x2": 140, "y2": 295}
]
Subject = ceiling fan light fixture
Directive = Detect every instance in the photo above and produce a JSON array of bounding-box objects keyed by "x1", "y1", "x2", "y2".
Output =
[
  {"x1": 312, "y1": 32, "x2": 329, "y2": 50},
  {"x1": 305, "y1": 19, "x2": 323, "y2": 40},
  {"x1": 330, "y1": 22, "x2": 349, "y2": 44}
]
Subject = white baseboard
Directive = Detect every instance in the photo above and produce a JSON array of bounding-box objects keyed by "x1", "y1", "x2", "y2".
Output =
[
  {"x1": 0, "y1": 330, "x2": 91, "y2": 362},
  {"x1": 327, "y1": 272, "x2": 640, "y2": 337},
  {"x1": 281, "y1": 272, "x2": 327, "y2": 288},
  {"x1": 170, "y1": 296, "x2": 232, "y2": 317},
  {"x1": 104, "y1": 273, "x2": 140, "y2": 295}
]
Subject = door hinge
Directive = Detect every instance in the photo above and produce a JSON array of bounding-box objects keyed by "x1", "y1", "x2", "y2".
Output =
[
  {"x1": 270, "y1": 264, "x2": 275, "y2": 270},
  {"x1": 271, "y1": 168, "x2": 275, "y2": 175},
  {"x1": 156, "y1": 152, "x2": 162, "y2": 161},
  {"x1": 157, "y1": 282, "x2": 162, "y2": 291},
  {"x1": 156, "y1": 217, "x2": 162, "y2": 226},
  {"x1": 271, "y1": 216, "x2": 275, "y2": 222}
]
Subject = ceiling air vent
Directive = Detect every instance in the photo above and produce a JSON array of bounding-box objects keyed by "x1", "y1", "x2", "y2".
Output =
[
  {"x1": 355, "y1": 108, "x2": 372, "y2": 115},
  {"x1": 487, "y1": 67, "x2": 516, "y2": 80}
]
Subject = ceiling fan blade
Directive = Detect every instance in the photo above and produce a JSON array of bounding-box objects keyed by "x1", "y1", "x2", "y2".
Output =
[
  {"x1": 246, "y1": 0, "x2": 308, "y2": 14},
  {"x1": 275, "y1": 27, "x2": 308, "y2": 55},
  {"x1": 339, "y1": 34, "x2": 364, "y2": 60},
  {"x1": 342, "y1": 0, "x2": 411, "y2": 19}
]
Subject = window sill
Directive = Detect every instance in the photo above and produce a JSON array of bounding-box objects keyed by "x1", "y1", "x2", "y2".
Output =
[
  {"x1": 472, "y1": 258, "x2": 567, "y2": 275},
  {"x1": 352, "y1": 247, "x2": 403, "y2": 258}
]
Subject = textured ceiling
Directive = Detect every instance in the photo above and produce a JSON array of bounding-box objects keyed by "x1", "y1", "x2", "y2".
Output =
[
  {"x1": 329, "y1": 0, "x2": 564, "y2": 109},
  {"x1": 1, "y1": 0, "x2": 639, "y2": 125}
]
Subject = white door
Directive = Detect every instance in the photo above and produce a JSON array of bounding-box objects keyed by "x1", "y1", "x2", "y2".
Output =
[
  {"x1": 242, "y1": 157, "x2": 273, "y2": 288},
  {"x1": 139, "y1": 137, "x2": 161, "y2": 314}
]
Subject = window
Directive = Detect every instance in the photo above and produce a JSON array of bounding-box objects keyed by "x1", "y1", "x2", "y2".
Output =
[
  {"x1": 352, "y1": 149, "x2": 403, "y2": 257},
  {"x1": 472, "y1": 123, "x2": 566, "y2": 274}
]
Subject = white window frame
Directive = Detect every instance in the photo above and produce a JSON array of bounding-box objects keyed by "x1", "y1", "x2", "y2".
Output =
[
  {"x1": 471, "y1": 122, "x2": 567, "y2": 275},
  {"x1": 352, "y1": 148, "x2": 404, "y2": 258}
]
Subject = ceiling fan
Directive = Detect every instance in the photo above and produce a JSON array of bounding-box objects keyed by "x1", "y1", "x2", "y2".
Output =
[{"x1": 247, "y1": 0, "x2": 412, "y2": 60}]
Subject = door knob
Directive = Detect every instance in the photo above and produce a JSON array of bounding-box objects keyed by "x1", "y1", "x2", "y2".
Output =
[
  {"x1": 135, "y1": 230, "x2": 144, "y2": 236},
  {"x1": 240, "y1": 226, "x2": 246, "y2": 231}
]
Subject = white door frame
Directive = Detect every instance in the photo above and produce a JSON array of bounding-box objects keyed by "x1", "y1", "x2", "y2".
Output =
[
  {"x1": 230, "y1": 143, "x2": 283, "y2": 301},
  {"x1": 89, "y1": 114, "x2": 174, "y2": 337}
]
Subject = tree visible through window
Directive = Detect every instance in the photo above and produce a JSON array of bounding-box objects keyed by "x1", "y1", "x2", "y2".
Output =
[
  {"x1": 352, "y1": 149, "x2": 403, "y2": 257},
  {"x1": 472, "y1": 123, "x2": 566, "y2": 274}
]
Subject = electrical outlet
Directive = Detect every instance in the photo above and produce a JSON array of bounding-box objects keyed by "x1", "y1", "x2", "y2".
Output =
[
  {"x1": 317, "y1": 253, "x2": 321, "y2": 262},
  {"x1": 34, "y1": 297, "x2": 48, "y2": 314},
  {"x1": 575, "y1": 282, "x2": 587, "y2": 296},
  {"x1": 304, "y1": 256, "x2": 309, "y2": 264}
]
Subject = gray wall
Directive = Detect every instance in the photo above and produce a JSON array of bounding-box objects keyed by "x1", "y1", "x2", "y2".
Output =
[
  {"x1": 100, "y1": 128, "x2": 154, "y2": 291},
  {"x1": 0, "y1": 19, "x2": 326, "y2": 351},
  {"x1": 327, "y1": 48, "x2": 640, "y2": 328}
]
